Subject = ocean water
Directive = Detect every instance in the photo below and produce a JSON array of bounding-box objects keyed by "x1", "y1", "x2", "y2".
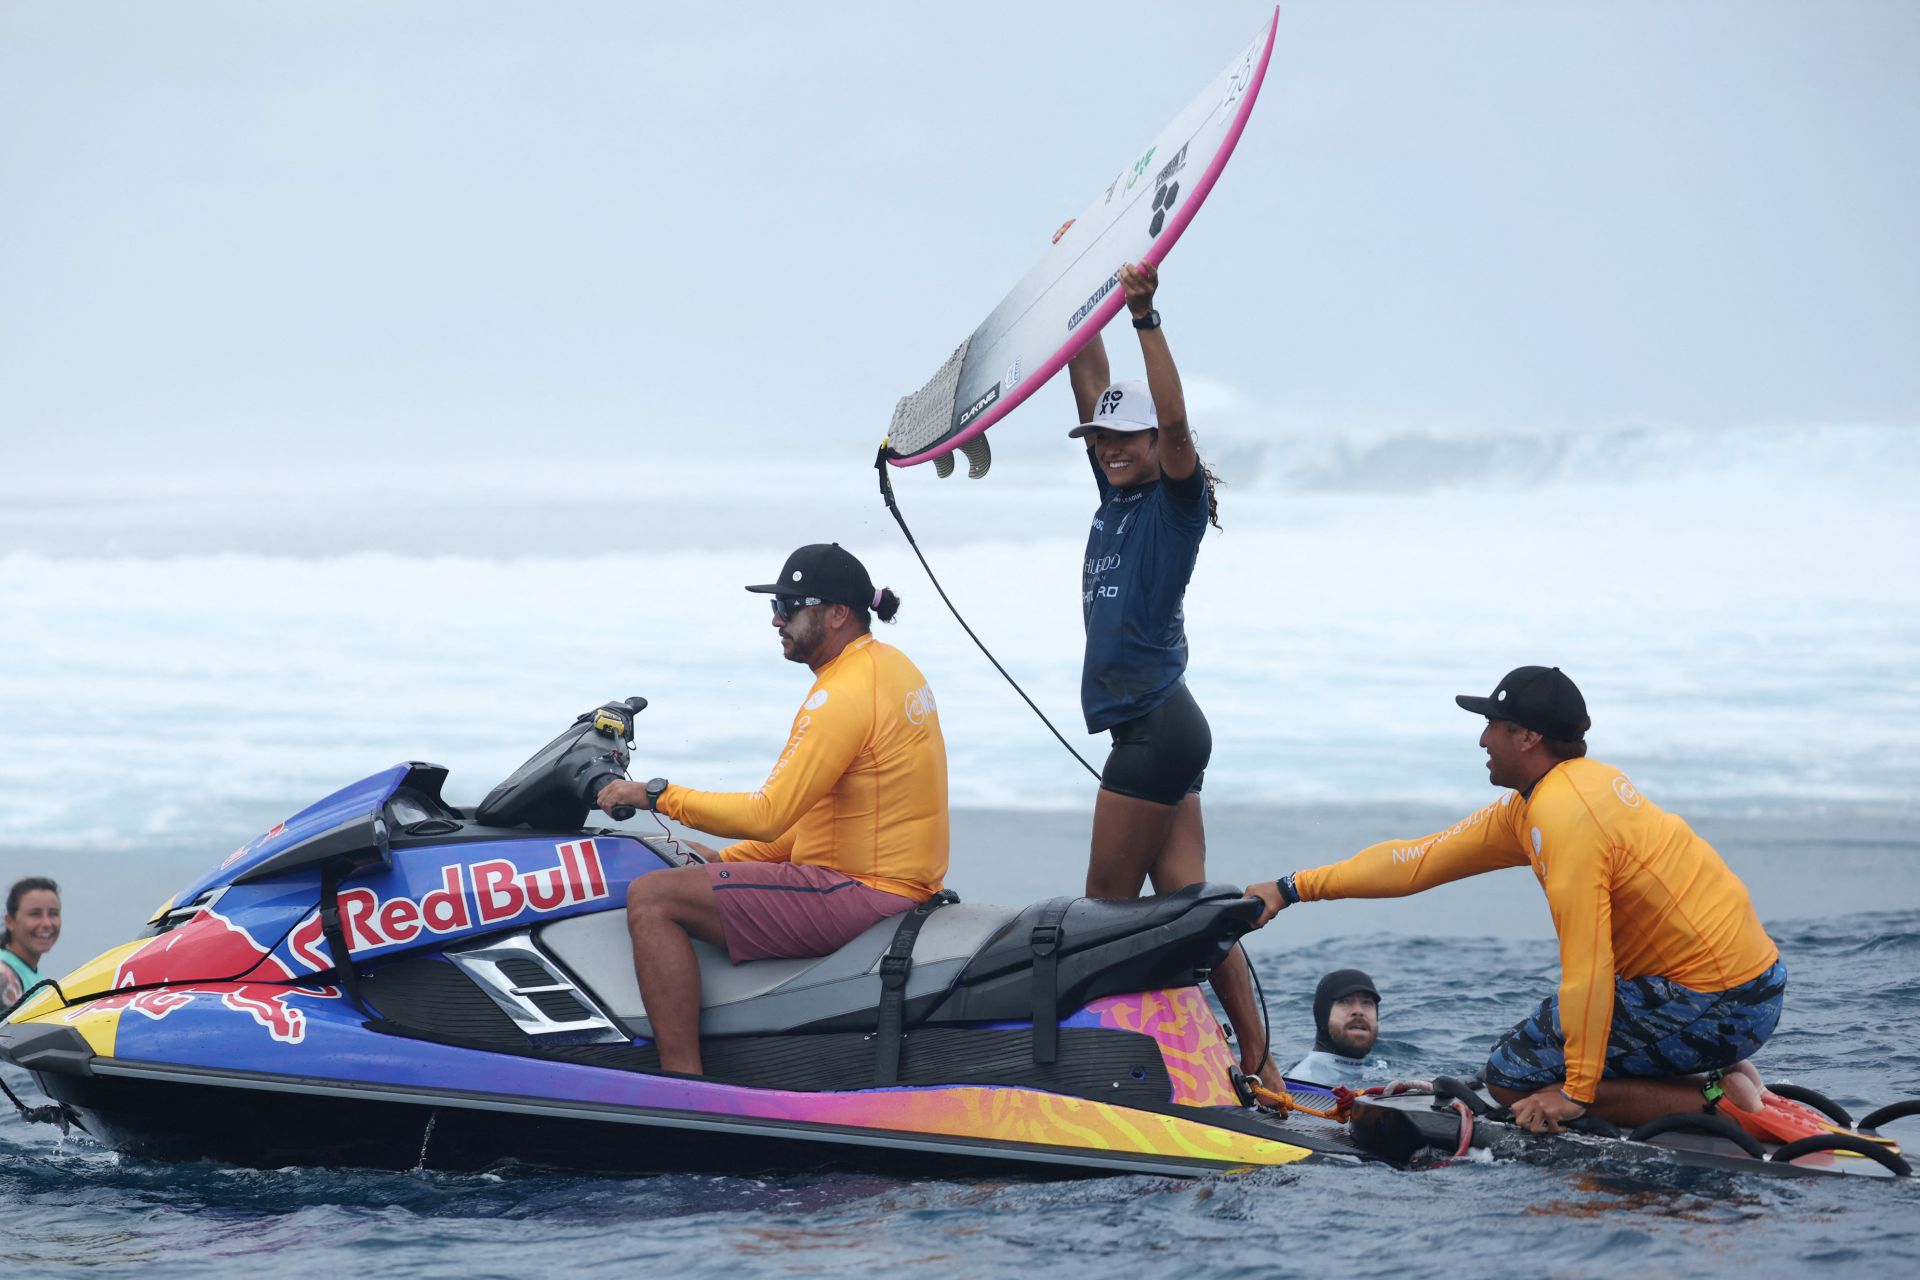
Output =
[
  {"x1": 3, "y1": 418, "x2": 1918, "y2": 1272},
  {"x1": 3, "y1": 422, "x2": 1914, "y2": 835}
]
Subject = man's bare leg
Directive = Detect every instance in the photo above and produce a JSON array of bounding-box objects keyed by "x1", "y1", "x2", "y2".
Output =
[
  {"x1": 626, "y1": 866, "x2": 728, "y2": 1076},
  {"x1": 1722, "y1": 1060, "x2": 1764, "y2": 1111},
  {"x1": 1489, "y1": 1056, "x2": 1770, "y2": 1129},
  {"x1": 1490, "y1": 1076, "x2": 1721, "y2": 1129}
]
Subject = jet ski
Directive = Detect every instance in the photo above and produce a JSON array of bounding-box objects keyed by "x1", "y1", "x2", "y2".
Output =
[{"x1": 0, "y1": 698, "x2": 1366, "y2": 1177}]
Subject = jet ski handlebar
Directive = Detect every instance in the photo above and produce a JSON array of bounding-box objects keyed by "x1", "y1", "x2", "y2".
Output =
[
  {"x1": 578, "y1": 698, "x2": 648, "y2": 819},
  {"x1": 474, "y1": 696, "x2": 650, "y2": 830}
]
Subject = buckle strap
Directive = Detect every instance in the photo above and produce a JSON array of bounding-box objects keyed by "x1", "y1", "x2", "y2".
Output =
[
  {"x1": 871, "y1": 889, "x2": 957, "y2": 1086},
  {"x1": 318, "y1": 864, "x2": 371, "y2": 1018},
  {"x1": 1029, "y1": 898, "x2": 1075, "y2": 1065}
]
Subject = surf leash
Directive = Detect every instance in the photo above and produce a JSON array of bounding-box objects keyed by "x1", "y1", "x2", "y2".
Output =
[
  {"x1": 876, "y1": 444, "x2": 1101, "y2": 782},
  {"x1": 1243, "y1": 948, "x2": 1273, "y2": 1082}
]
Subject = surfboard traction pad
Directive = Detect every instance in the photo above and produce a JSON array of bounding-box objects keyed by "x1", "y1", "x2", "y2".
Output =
[{"x1": 889, "y1": 340, "x2": 992, "y2": 479}]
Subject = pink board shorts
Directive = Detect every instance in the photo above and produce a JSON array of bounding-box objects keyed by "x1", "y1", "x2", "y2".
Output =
[{"x1": 703, "y1": 861, "x2": 920, "y2": 963}]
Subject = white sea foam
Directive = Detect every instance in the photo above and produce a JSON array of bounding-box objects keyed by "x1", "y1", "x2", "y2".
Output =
[{"x1": 1, "y1": 423, "x2": 1914, "y2": 849}]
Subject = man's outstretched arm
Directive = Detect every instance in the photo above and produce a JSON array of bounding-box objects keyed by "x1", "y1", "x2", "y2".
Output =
[{"x1": 1245, "y1": 797, "x2": 1527, "y2": 925}]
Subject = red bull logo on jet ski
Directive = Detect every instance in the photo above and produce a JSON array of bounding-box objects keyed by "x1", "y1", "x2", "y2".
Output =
[
  {"x1": 287, "y1": 838, "x2": 609, "y2": 968},
  {"x1": 70, "y1": 907, "x2": 334, "y2": 1045}
]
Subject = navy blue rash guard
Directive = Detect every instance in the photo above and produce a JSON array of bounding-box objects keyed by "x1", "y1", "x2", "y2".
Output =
[{"x1": 1080, "y1": 453, "x2": 1210, "y2": 732}]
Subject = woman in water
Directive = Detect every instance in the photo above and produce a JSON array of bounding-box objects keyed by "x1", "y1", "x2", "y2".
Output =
[
  {"x1": 1066, "y1": 260, "x2": 1275, "y2": 1088},
  {"x1": 1, "y1": 876, "x2": 61, "y2": 1009}
]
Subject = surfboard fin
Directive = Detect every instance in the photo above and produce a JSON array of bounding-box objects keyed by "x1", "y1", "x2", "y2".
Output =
[
  {"x1": 959, "y1": 434, "x2": 992, "y2": 480},
  {"x1": 934, "y1": 453, "x2": 954, "y2": 479}
]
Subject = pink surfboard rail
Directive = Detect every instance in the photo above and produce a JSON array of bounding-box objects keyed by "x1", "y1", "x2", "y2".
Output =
[{"x1": 887, "y1": 7, "x2": 1279, "y2": 470}]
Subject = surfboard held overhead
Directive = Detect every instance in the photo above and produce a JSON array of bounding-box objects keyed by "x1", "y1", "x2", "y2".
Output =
[{"x1": 883, "y1": 8, "x2": 1279, "y2": 475}]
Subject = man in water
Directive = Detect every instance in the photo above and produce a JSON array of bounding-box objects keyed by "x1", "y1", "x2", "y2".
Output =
[
  {"x1": 597, "y1": 543, "x2": 948, "y2": 1077},
  {"x1": 1246, "y1": 666, "x2": 1780, "y2": 1133},
  {"x1": 1287, "y1": 968, "x2": 1390, "y2": 1086}
]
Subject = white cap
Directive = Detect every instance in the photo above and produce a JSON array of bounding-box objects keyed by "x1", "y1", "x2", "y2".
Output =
[{"x1": 1067, "y1": 379, "x2": 1158, "y2": 438}]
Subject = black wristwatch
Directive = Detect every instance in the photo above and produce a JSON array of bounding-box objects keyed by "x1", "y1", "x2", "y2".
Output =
[
  {"x1": 1277, "y1": 872, "x2": 1301, "y2": 906},
  {"x1": 1132, "y1": 308, "x2": 1161, "y2": 331},
  {"x1": 645, "y1": 777, "x2": 669, "y2": 811}
]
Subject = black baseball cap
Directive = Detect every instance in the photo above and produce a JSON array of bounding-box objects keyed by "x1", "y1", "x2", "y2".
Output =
[
  {"x1": 1455, "y1": 666, "x2": 1590, "y2": 742},
  {"x1": 744, "y1": 543, "x2": 877, "y2": 611}
]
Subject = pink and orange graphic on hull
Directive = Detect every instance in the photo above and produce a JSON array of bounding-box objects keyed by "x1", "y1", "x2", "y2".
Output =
[
  {"x1": 666, "y1": 986, "x2": 1289, "y2": 1167},
  {"x1": 1090, "y1": 986, "x2": 1243, "y2": 1107}
]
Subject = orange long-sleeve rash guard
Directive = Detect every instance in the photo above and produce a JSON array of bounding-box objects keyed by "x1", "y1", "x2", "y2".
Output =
[
  {"x1": 1293, "y1": 758, "x2": 1778, "y2": 1103},
  {"x1": 655, "y1": 635, "x2": 949, "y2": 901}
]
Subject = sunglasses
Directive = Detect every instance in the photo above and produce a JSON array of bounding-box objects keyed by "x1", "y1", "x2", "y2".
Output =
[{"x1": 770, "y1": 594, "x2": 825, "y2": 620}]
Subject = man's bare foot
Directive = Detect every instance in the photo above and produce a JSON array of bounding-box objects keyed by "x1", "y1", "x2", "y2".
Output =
[{"x1": 1721, "y1": 1060, "x2": 1764, "y2": 1112}]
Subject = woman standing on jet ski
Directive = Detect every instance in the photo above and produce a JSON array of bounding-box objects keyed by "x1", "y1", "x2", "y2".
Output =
[{"x1": 1065, "y1": 258, "x2": 1275, "y2": 1088}]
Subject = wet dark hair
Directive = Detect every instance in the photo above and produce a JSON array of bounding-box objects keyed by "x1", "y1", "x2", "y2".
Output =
[
  {"x1": 850, "y1": 588, "x2": 901, "y2": 628},
  {"x1": 2, "y1": 876, "x2": 59, "y2": 949},
  {"x1": 1160, "y1": 429, "x2": 1224, "y2": 531},
  {"x1": 1197, "y1": 455, "x2": 1223, "y2": 530}
]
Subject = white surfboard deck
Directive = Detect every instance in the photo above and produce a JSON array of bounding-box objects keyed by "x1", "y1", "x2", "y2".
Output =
[{"x1": 884, "y1": 8, "x2": 1278, "y2": 473}]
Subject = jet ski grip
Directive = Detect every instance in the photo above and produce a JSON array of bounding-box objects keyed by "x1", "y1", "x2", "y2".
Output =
[{"x1": 583, "y1": 767, "x2": 636, "y2": 821}]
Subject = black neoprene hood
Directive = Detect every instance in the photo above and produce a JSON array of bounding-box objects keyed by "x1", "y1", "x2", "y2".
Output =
[{"x1": 1313, "y1": 968, "x2": 1380, "y2": 1058}]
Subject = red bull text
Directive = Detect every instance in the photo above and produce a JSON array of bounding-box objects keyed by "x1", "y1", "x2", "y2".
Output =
[{"x1": 289, "y1": 838, "x2": 607, "y2": 969}]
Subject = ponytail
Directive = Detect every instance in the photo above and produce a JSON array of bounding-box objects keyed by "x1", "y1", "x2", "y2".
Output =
[{"x1": 851, "y1": 588, "x2": 901, "y2": 629}]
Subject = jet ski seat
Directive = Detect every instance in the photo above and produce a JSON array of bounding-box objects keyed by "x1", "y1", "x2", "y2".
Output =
[
  {"x1": 925, "y1": 883, "x2": 1261, "y2": 1024},
  {"x1": 536, "y1": 882, "x2": 1260, "y2": 1041},
  {"x1": 958, "y1": 884, "x2": 1253, "y2": 979},
  {"x1": 538, "y1": 901, "x2": 1019, "y2": 1039}
]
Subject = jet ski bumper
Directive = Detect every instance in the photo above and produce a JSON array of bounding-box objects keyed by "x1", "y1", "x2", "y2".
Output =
[{"x1": 0, "y1": 1020, "x2": 95, "y2": 1079}]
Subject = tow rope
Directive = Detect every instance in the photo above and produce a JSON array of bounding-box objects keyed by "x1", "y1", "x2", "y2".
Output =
[
  {"x1": 0, "y1": 1073, "x2": 74, "y2": 1134},
  {"x1": 1249, "y1": 1078, "x2": 1440, "y2": 1125},
  {"x1": 876, "y1": 446, "x2": 1100, "y2": 782},
  {"x1": 1249, "y1": 1081, "x2": 1355, "y2": 1122}
]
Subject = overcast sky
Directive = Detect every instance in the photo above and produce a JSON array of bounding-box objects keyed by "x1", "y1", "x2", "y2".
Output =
[{"x1": 3, "y1": 1, "x2": 1915, "y2": 486}]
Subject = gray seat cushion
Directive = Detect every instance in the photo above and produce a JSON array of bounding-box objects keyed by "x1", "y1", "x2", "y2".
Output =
[{"x1": 538, "y1": 901, "x2": 1018, "y2": 1038}]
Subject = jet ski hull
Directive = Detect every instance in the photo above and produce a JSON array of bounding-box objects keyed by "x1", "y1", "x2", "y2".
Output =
[
  {"x1": 6, "y1": 1003, "x2": 1360, "y2": 1177},
  {"x1": 31, "y1": 1056, "x2": 1359, "y2": 1178}
]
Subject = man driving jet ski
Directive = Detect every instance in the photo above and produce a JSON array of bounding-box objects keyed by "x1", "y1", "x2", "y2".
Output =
[{"x1": 596, "y1": 543, "x2": 949, "y2": 1076}]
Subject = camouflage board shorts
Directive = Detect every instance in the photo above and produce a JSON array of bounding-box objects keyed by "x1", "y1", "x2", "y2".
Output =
[{"x1": 1484, "y1": 958, "x2": 1787, "y2": 1093}]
